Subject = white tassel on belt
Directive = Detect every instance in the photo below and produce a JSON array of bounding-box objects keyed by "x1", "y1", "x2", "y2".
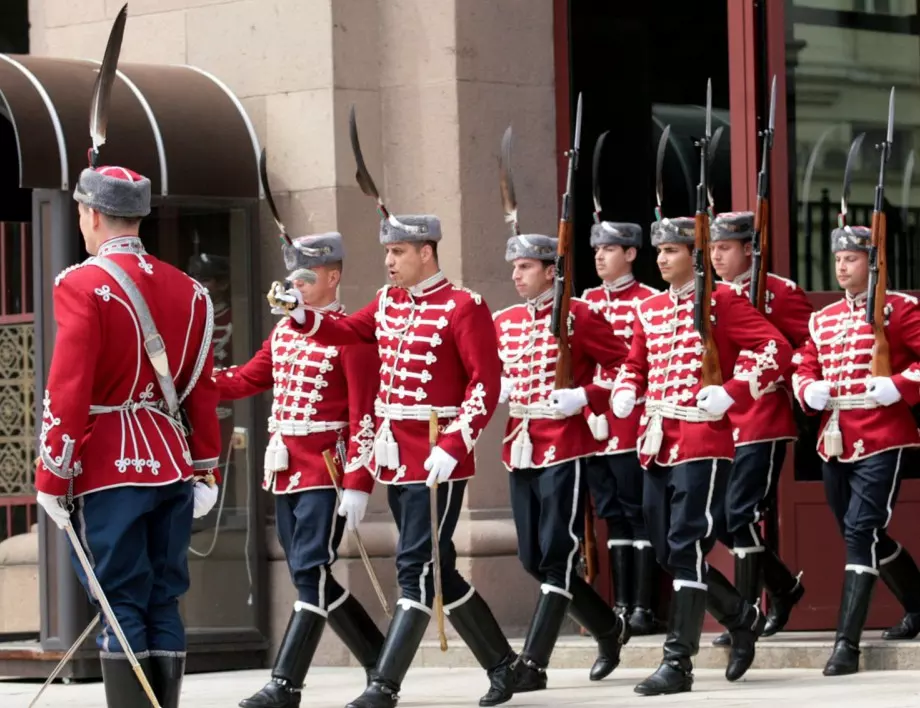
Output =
[
  {"x1": 263, "y1": 432, "x2": 289, "y2": 487},
  {"x1": 640, "y1": 413, "x2": 663, "y2": 456},
  {"x1": 373, "y1": 419, "x2": 401, "y2": 470},
  {"x1": 504, "y1": 419, "x2": 534, "y2": 469},
  {"x1": 822, "y1": 408, "x2": 844, "y2": 458}
]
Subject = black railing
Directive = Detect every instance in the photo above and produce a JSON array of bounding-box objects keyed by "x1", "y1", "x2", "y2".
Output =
[{"x1": 794, "y1": 188, "x2": 920, "y2": 292}]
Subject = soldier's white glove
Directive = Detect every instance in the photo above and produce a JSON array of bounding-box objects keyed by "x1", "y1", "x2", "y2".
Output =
[
  {"x1": 612, "y1": 389, "x2": 637, "y2": 419},
  {"x1": 268, "y1": 283, "x2": 306, "y2": 324},
  {"x1": 696, "y1": 385, "x2": 735, "y2": 416},
  {"x1": 803, "y1": 381, "x2": 831, "y2": 411},
  {"x1": 866, "y1": 376, "x2": 902, "y2": 407},
  {"x1": 549, "y1": 387, "x2": 588, "y2": 417},
  {"x1": 193, "y1": 482, "x2": 219, "y2": 518},
  {"x1": 36, "y1": 491, "x2": 70, "y2": 530},
  {"x1": 499, "y1": 377, "x2": 514, "y2": 404},
  {"x1": 424, "y1": 446, "x2": 458, "y2": 487},
  {"x1": 337, "y1": 489, "x2": 370, "y2": 531}
]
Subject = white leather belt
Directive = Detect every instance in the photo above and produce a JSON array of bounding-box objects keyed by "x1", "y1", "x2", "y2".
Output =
[
  {"x1": 509, "y1": 403, "x2": 565, "y2": 421},
  {"x1": 89, "y1": 401, "x2": 166, "y2": 415},
  {"x1": 375, "y1": 401, "x2": 459, "y2": 420},
  {"x1": 268, "y1": 419, "x2": 347, "y2": 435},
  {"x1": 645, "y1": 400, "x2": 721, "y2": 423},
  {"x1": 827, "y1": 394, "x2": 879, "y2": 411}
]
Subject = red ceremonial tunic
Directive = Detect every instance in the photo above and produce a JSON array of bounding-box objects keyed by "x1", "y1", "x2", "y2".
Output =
[
  {"x1": 792, "y1": 291, "x2": 920, "y2": 462},
  {"x1": 291, "y1": 272, "x2": 500, "y2": 485},
  {"x1": 216, "y1": 304, "x2": 378, "y2": 494},
  {"x1": 613, "y1": 281, "x2": 792, "y2": 469},
  {"x1": 716, "y1": 271, "x2": 813, "y2": 446},
  {"x1": 35, "y1": 236, "x2": 222, "y2": 498},
  {"x1": 493, "y1": 292, "x2": 628, "y2": 470},
  {"x1": 581, "y1": 274, "x2": 660, "y2": 455}
]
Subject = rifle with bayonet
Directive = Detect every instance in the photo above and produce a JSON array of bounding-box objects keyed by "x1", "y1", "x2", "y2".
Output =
[
  {"x1": 694, "y1": 79, "x2": 722, "y2": 387},
  {"x1": 867, "y1": 87, "x2": 896, "y2": 377},
  {"x1": 750, "y1": 75, "x2": 777, "y2": 312},
  {"x1": 551, "y1": 93, "x2": 583, "y2": 388}
]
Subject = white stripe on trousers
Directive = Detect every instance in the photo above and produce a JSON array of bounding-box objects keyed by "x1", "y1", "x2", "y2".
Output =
[
  {"x1": 563, "y1": 459, "x2": 582, "y2": 594},
  {"x1": 871, "y1": 448, "x2": 903, "y2": 570},
  {"x1": 695, "y1": 460, "x2": 719, "y2": 585},
  {"x1": 420, "y1": 481, "x2": 454, "y2": 606}
]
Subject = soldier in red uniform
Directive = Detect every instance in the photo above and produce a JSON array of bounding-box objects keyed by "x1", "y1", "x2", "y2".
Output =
[
  {"x1": 612, "y1": 217, "x2": 792, "y2": 695},
  {"x1": 707, "y1": 211, "x2": 813, "y2": 647},
  {"x1": 580, "y1": 221, "x2": 661, "y2": 637},
  {"x1": 493, "y1": 232, "x2": 631, "y2": 688},
  {"x1": 793, "y1": 225, "x2": 920, "y2": 676},
  {"x1": 34, "y1": 166, "x2": 222, "y2": 707},
  {"x1": 214, "y1": 233, "x2": 384, "y2": 708},
  {"x1": 287, "y1": 215, "x2": 519, "y2": 708}
]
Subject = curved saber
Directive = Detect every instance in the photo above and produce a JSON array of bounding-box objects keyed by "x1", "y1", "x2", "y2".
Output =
[
  {"x1": 27, "y1": 615, "x2": 101, "y2": 708},
  {"x1": 592, "y1": 131, "x2": 609, "y2": 223},
  {"x1": 655, "y1": 125, "x2": 671, "y2": 221},
  {"x1": 259, "y1": 148, "x2": 293, "y2": 247},
  {"x1": 499, "y1": 125, "x2": 519, "y2": 235}
]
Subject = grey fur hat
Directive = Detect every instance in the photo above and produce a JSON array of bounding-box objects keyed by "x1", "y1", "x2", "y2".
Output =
[
  {"x1": 650, "y1": 217, "x2": 696, "y2": 247},
  {"x1": 379, "y1": 215, "x2": 442, "y2": 244},
  {"x1": 505, "y1": 234, "x2": 557, "y2": 262},
  {"x1": 831, "y1": 225, "x2": 871, "y2": 253},
  {"x1": 590, "y1": 221, "x2": 643, "y2": 249},
  {"x1": 283, "y1": 232, "x2": 344, "y2": 280},
  {"x1": 711, "y1": 211, "x2": 755, "y2": 241},
  {"x1": 73, "y1": 166, "x2": 151, "y2": 218}
]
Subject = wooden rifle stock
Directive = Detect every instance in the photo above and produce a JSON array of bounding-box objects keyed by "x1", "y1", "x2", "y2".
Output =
[
  {"x1": 695, "y1": 212, "x2": 722, "y2": 387},
  {"x1": 552, "y1": 219, "x2": 574, "y2": 388},
  {"x1": 870, "y1": 209, "x2": 891, "y2": 376},
  {"x1": 752, "y1": 196, "x2": 770, "y2": 312}
]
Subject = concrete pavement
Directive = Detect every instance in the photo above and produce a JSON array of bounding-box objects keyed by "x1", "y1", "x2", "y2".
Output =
[{"x1": 4, "y1": 667, "x2": 920, "y2": 707}]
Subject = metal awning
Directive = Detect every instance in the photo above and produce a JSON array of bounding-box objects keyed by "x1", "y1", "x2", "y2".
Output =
[{"x1": 0, "y1": 54, "x2": 262, "y2": 201}]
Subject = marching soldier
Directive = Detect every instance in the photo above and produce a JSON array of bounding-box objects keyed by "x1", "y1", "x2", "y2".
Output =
[
  {"x1": 580, "y1": 222, "x2": 662, "y2": 636},
  {"x1": 708, "y1": 211, "x2": 813, "y2": 646},
  {"x1": 214, "y1": 233, "x2": 385, "y2": 708},
  {"x1": 611, "y1": 217, "x2": 792, "y2": 695},
  {"x1": 287, "y1": 216, "x2": 520, "y2": 707},
  {"x1": 35, "y1": 165, "x2": 222, "y2": 707},
  {"x1": 494, "y1": 233, "x2": 631, "y2": 687},
  {"x1": 792, "y1": 225, "x2": 920, "y2": 676}
]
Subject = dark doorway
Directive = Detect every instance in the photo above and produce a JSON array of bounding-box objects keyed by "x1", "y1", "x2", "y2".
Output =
[{"x1": 567, "y1": 1, "x2": 732, "y2": 292}]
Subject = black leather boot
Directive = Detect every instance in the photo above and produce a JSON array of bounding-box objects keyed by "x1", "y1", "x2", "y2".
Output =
[
  {"x1": 513, "y1": 586, "x2": 571, "y2": 691},
  {"x1": 346, "y1": 601, "x2": 430, "y2": 708},
  {"x1": 151, "y1": 654, "x2": 185, "y2": 708},
  {"x1": 239, "y1": 605, "x2": 326, "y2": 708},
  {"x1": 824, "y1": 570, "x2": 877, "y2": 676},
  {"x1": 609, "y1": 542, "x2": 633, "y2": 614},
  {"x1": 880, "y1": 547, "x2": 920, "y2": 640},
  {"x1": 567, "y1": 575, "x2": 629, "y2": 682},
  {"x1": 761, "y1": 548, "x2": 805, "y2": 637},
  {"x1": 707, "y1": 566, "x2": 765, "y2": 682},
  {"x1": 446, "y1": 590, "x2": 519, "y2": 707},
  {"x1": 102, "y1": 656, "x2": 155, "y2": 708},
  {"x1": 634, "y1": 585, "x2": 706, "y2": 695},
  {"x1": 328, "y1": 593, "x2": 385, "y2": 685},
  {"x1": 629, "y1": 543, "x2": 660, "y2": 636},
  {"x1": 713, "y1": 551, "x2": 763, "y2": 648}
]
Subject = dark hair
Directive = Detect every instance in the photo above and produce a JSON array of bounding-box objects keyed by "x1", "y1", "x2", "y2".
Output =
[
  {"x1": 413, "y1": 240, "x2": 439, "y2": 263},
  {"x1": 100, "y1": 213, "x2": 143, "y2": 231}
]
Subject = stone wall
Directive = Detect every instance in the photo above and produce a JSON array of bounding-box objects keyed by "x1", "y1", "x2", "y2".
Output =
[{"x1": 28, "y1": 0, "x2": 559, "y2": 657}]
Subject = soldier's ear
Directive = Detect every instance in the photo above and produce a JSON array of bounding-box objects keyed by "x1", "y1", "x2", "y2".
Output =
[
  {"x1": 625, "y1": 246, "x2": 638, "y2": 264},
  {"x1": 744, "y1": 241, "x2": 753, "y2": 257}
]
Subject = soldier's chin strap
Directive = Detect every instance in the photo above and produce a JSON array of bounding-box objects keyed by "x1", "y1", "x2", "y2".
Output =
[{"x1": 188, "y1": 438, "x2": 255, "y2": 606}]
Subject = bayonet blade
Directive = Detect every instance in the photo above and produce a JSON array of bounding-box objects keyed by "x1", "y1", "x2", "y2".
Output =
[
  {"x1": 655, "y1": 124, "x2": 671, "y2": 216},
  {"x1": 592, "y1": 130, "x2": 609, "y2": 220},
  {"x1": 88, "y1": 3, "x2": 127, "y2": 165},
  {"x1": 768, "y1": 75, "x2": 777, "y2": 133},
  {"x1": 499, "y1": 125, "x2": 519, "y2": 234},
  {"x1": 705, "y1": 78, "x2": 712, "y2": 139},
  {"x1": 887, "y1": 86, "x2": 896, "y2": 146},
  {"x1": 841, "y1": 132, "x2": 866, "y2": 222},
  {"x1": 573, "y1": 93, "x2": 583, "y2": 153}
]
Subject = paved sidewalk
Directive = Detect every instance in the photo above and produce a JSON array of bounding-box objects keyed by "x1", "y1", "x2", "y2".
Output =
[{"x1": 4, "y1": 667, "x2": 920, "y2": 707}]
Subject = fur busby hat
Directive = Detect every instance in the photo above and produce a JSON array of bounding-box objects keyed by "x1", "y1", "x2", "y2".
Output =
[
  {"x1": 590, "y1": 221, "x2": 643, "y2": 249},
  {"x1": 73, "y1": 165, "x2": 151, "y2": 218},
  {"x1": 379, "y1": 215, "x2": 442, "y2": 244},
  {"x1": 650, "y1": 217, "x2": 696, "y2": 247},
  {"x1": 188, "y1": 253, "x2": 230, "y2": 281},
  {"x1": 711, "y1": 211, "x2": 755, "y2": 241},
  {"x1": 505, "y1": 234, "x2": 558, "y2": 262},
  {"x1": 831, "y1": 225, "x2": 871, "y2": 253},
  {"x1": 283, "y1": 232, "x2": 344, "y2": 281}
]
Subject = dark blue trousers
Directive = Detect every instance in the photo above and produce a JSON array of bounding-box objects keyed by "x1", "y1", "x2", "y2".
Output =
[
  {"x1": 723, "y1": 441, "x2": 786, "y2": 552},
  {"x1": 823, "y1": 449, "x2": 904, "y2": 570},
  {"x1": 71, "y1": 482, "x2": 193, "y2": 658},
  {"x1": 509, "y1": 460, "x2": 584, "y2": 592},
  {"x1": 275, "y1": 489, "x2": 347, "y2": 608},
  {"x1": 643, "y1": 459, "x2": 730, "y2": 586},
  {"x1": 387, "y1": 480, "x2": 469, "y2": 606},
  {"x1": 585, "y1": 451, "x2": 648, "y2": 542}
]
